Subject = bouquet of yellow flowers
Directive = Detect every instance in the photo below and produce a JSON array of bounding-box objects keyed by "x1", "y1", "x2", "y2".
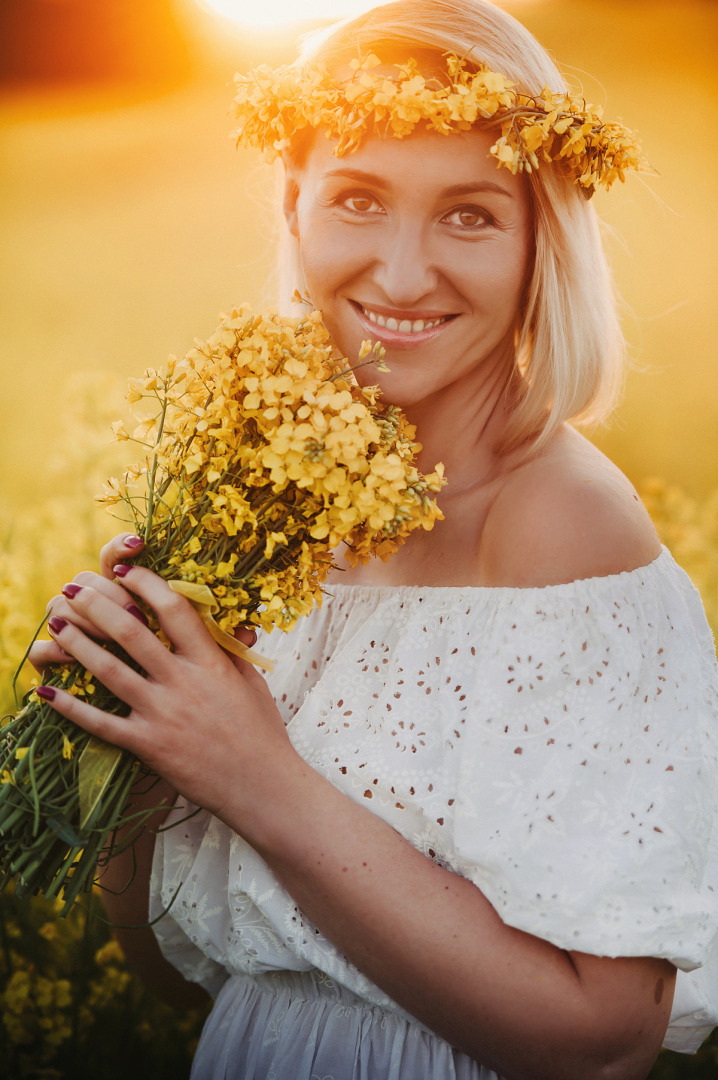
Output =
[{"x1": 0, "y1": 306, "x2": 444, "y2": 913}]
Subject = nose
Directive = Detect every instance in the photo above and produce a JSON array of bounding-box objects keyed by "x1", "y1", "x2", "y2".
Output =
[{"x1": 372, "y1": 222, "x2": 439, "y2": 306}]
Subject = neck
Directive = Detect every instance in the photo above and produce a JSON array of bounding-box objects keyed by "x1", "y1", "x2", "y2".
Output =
[
  {"x1": 406, "y1": 354, "x2": 519, "y2": 499},
  {"x1": 329, "y1": 356, "x2": 523, "y2": 586}
]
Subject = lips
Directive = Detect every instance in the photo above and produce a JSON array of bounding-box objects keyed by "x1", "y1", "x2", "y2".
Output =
[{"x1": 356, "y1": 303, "x2": 453, "y2": 336}]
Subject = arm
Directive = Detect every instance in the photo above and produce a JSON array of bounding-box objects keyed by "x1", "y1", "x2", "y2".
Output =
[
  {"x1": 98, "y1": 774, "x2": 210, "y2": 1010},
  {"x1": 36, "y1": 555, "x2": 675, "y2": 1080},
  {"x1": 246, "y1": 755, "x2": 674, "y2": 1080}
]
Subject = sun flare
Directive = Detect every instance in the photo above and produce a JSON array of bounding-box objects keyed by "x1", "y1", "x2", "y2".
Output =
[{"x1": 198, "y1": 0, "x2": 372, "y2": 29}]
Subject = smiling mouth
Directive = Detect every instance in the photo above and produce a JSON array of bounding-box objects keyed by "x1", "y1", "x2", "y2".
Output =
[{"x1": 357, "y1": 304, "x2": 453, "y2": 335}]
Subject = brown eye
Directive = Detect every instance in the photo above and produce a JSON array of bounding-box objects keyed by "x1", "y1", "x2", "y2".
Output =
[
  {"x1": 453, "y1": 207, "x2": 486, "y2": 228},
  {"x1": 443, "y1": 205, "x2": 492, "y2": 230},
  {"x1": 345, "y1": 194, "x2": 377, "y2": 213}
]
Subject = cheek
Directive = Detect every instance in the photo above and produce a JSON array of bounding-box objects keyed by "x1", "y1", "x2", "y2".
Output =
[
  {"x1": 452, "y1": 251, "x2": 528, "y2": 320},
  {"x1": 297, "y1": 224, "x2": 343, "y2": 300},
  {"x1": 488, "y1": 235, "x2": 532, "y2": 311},
  {"x1": 296, "y1": 204, "x2": 377, "y2": 300},
  {"x1": 298, "y1": 248, "x2": 331, "y2": 299}
]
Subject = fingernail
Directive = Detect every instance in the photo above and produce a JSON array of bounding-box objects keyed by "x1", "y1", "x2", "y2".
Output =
[
  {"x1": 247, "y1": 630, "x2": 257, "y2": 648},
  {"x1": 125, "y1": 603, "x2": 149, "y2": 626},
  {"x1": 113, "y1": 564, "x2": 131, "y2": 578},
  {"x1": 62, "y1": 583, "x2": 83, "y2": 599},
  {"x1": 124, "y1": 536, "x2": 144, "y2": 550},
  {"x1": 36, "y1": 685, "x2": 56, "y2": 701},
  {"x1": 48, "y1": 616, "x2": 68, "y2": 635}
]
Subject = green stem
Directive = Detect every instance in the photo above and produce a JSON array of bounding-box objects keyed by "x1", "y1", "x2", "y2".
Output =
[
  {"x1": 143, "y1": 390, "x2": 170, "y2": 543},
  {"x1": 11, "y1": 613, "x2": 50, "y2": 708}
]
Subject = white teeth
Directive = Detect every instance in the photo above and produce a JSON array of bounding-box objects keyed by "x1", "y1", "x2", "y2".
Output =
[{"x1": 361, "y1": 307, "x2": 447, "y2": 334}]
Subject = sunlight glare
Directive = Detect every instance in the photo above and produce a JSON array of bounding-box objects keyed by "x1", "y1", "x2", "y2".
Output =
[{"x1": 198, "y1": 0, "x2": 373, "y2": 29}]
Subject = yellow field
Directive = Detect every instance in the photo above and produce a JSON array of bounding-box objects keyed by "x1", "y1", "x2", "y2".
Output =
[{"x1": 0, "y1": 0, "x2": 716, "y2": 502}]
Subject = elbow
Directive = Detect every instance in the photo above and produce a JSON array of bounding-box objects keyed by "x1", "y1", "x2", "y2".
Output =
[
  {"x1": 567, "y1": 1017, "x2": 670, "y2": 1080},
  {"x1": 592, "y1": 1036, "x2": 667, "y2": 1080},
  {"x1": 494, "y1": 1008, "x2": 670, "y2": 1080},
  {"x1": 591, "y1": 1056, "x2": 660, "y2": 1080},
  {"x1": 593, "y1": 996, "x2": 673, "y2": 1080},
  {"x1": 458, "y1": 1024, "x2": 666, "y2": 1080},
  {"x1": 550, "y1": 956, "x2": 676, "y2": 1080},
  {"x1": 502, "y1": 1041, "x2": 665, "y2": 1080}
]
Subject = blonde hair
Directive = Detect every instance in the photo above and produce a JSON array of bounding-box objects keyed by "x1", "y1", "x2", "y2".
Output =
[{"x1": 275, "y1": 0, "x2": 625, "y2": 453}]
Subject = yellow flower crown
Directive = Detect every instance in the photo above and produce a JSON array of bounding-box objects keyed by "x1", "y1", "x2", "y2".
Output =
[{"x1": 232, "y1": 53, "x2": 647, "y2": 197}]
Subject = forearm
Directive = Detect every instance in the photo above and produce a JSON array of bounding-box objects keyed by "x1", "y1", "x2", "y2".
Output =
[
  {"x1": 230, "y1": 752, "x2": 673, "y2": 1080},
  {"x1": 99, "y1": 775, "x2": 209, "y2": 1010}
]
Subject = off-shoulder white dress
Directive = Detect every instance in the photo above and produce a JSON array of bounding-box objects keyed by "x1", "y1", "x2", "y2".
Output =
[{"x1": 150, "y1": 548, "x2": 718, "y2": 1079}]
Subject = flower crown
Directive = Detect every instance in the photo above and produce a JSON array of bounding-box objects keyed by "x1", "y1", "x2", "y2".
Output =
[{"x1": 232, "y1": 52, "x2": 647, "y2": 198}]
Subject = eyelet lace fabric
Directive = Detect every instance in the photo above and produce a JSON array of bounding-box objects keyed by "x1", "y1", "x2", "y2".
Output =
[{"x1": 151, "y1": 548, "x2": 718, "y2": 1075}]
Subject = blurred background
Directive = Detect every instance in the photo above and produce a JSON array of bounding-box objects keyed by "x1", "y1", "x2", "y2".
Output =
[
  {"x1": 1, "y1": 3, "x2": 717, "y2": 1076},
  {"x1": 1, "y1": 0, "x2": 717, "y2": 508}
]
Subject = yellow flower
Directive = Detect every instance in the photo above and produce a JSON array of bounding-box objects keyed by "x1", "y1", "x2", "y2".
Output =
[
  {"x1": 95, "y1": 939, "x2": 125, "y2": 966},
  {"x1": 104, "y1": 306, "x2": 443, "y2": 641},
  {"x1": 110, "y1": 420, "x2": 130, "y2": 441},
  {"x1": 264, "y1": 531, "x2": 288, "y2": 558},
  {"x1": 232, "y1": 53, "x2": 649, "y2": 195}
]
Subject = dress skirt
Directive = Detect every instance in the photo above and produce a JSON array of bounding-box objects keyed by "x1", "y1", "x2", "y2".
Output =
[{"x1": 190, "y1": 969, "x2": 501, "y2": 1080}]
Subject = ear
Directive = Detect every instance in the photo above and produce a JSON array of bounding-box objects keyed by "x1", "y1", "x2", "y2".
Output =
[{"x1": 283, "y1": 167, "x2": 301, "y2": 239}]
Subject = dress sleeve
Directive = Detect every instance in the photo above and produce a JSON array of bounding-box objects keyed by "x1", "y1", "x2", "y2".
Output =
[
  {"x1": 447, "y1": 555, "x2": 718, "y2": 983},
  {"x1": 437, "y1": 554, "x2": 718, "y2": 1054},
  {"x1": 149, "y1": 803, "x2": 232, "y2": 999}
]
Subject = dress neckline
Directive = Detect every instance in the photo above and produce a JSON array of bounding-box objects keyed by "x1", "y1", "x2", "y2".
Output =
[{"x1": 323, "y1": 546, "x2": 675, "y2": 599}]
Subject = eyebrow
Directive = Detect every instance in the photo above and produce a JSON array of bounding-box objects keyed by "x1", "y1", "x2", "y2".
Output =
[{"x1": 321, "y1": 167, "x2": 515, "y2": 199}]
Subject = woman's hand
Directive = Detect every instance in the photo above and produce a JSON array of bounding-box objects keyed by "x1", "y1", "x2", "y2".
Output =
[
  {"x1": 34, "y1": 555, "x2": 296, "y2": 824},
  {"x1": 28, "y1": 534, "x2": 147, "y2": 674}
]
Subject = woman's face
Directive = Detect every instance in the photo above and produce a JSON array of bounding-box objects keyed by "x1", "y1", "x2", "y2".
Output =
[{"x1": 285, "y1": 127, "x2": 533, "y2": 410}]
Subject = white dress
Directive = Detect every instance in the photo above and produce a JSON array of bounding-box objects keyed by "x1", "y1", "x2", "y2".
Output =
[{"x1": 150, "y1": 548, "x2": 718, "y2": 1079}]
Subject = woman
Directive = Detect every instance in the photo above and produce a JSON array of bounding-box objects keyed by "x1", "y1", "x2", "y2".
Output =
[{"x1": 31, "y1": 1, "x2": 718, "y2": 1077}]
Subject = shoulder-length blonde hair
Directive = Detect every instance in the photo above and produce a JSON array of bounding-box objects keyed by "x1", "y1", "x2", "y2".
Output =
[{"x1": 275, "y1": 0, "x2": 625, "y2": 454}]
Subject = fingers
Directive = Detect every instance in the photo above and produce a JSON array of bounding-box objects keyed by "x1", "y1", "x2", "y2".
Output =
[
  {"x1": 49, "y1": 582, "x2": 177, "y2": 683},
  {"x1": 111, "y1": 565, "x2": 226, "y2": 661},
  {"x1": 46, "y1": 571, "x2": 138, "y2": 642},
  {"x1": 72, "y1": 570, "x2": 136, "y2": 605},
  {"x1": 233, "y1": 626, "x2": 258, "y2": 649},
  {"x1": 51, "y1": 565, "x2": 252, "y2": 686},
  {"x1": 35, "y1": 684, "x2": 142, "y2": 756},
  {"x1": 28, "y1": 639, "x2": 74, "y2": 674},
  {"x1": 100, "y1": 534, "x2": 145, "y2": 580}
]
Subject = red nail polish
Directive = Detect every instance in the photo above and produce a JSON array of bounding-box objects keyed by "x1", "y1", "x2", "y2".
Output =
[
  {"x1": 113, "y1": 564, "x2": 131, "y2": 577},
  {"x1": 124, "y1": 536, "x2": 144, "y2": 550},
  {"x1": 36, "y1": 685, "x2": 56, "y2": 701},
  {"x1": 48, "y1": 616, "x2": 68, "y2": 634},
  {"x1": 125, "y1": 603, "x2": 149, "y2": 626},
  {"x1": 62, "y1": 583, "x2": 82, "y2": 599}
]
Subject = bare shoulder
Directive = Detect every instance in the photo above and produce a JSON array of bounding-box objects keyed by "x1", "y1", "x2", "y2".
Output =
[{"x1": 478, "y1": 427, "x2": 662, "y2": 588}]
